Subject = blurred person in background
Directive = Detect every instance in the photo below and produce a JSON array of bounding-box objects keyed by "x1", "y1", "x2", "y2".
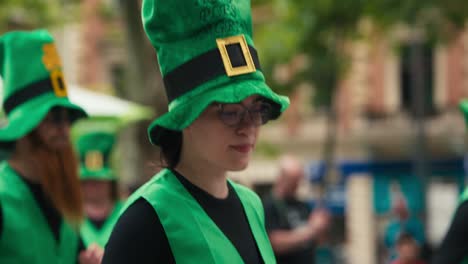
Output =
[
  {"x1": 391, "y1": 232, "x2": 426, "y2": 264},
  {"x1": 431, "y1": 100, "x2": 468, "y2": 264},
  {"x1": 263, "y1": 154, "x2": 331, "y2": 264},
  {"x1": 101, "y1": 0, "x2": 290, "y2": 263},
  {"x1": 76, "y1": 131, "x2": 123, "y2": 248},
  {"x1": 385, "y1": 196, "x2": 426, "y2": 262},
  {"x1": 0, "y1": 30, "x2": 101, "y2": 263}
]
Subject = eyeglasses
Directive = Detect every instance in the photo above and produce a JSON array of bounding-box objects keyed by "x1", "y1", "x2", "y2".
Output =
[
  {"x1": 45, "y1": 108, "x2": 71, "y2": 125},
  {"x1": 216, "y1": 101, "x2": 274, "y2": 127}
]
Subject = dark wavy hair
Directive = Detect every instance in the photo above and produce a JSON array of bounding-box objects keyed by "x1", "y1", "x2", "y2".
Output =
[{"x1": 158, "y1": 129, "x2": 183, "y2": 168}]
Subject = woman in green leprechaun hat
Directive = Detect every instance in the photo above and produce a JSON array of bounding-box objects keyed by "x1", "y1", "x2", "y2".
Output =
[
  {"x1": 102, "y1": 0, "x2": 289, "y2": 263},
  {"x1": 432, "y1": 101, "x2": 468, "y2": 264},
  {"x1": 75, "y1": 129, "x2": 124, "y2": 249},
  {"x1": 0, "y1": 29, "x2": 102, "y2": 264}
]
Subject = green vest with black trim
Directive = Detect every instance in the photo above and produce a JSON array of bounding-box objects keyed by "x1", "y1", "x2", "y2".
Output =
[
  {"x1": 123, "y1": 169, "x2": 276, "y2": 264},
  {"x1": 80, "y1": 201, "x2": 123, "y2": 248},
  {"x1": 0, "y1": 161, "x2": 79, "y2": 264}
]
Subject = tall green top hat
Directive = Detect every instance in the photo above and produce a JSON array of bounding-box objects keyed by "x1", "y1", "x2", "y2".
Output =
[
  {"x1": 76, "y1": 132, "x2": 116, "y2": 181},
  {"x1": 142, "y1": 0, "x2": 290, "y2": 146},
  {"x1": 0, "y1": 29, "x2": 87, "y2": 145}
]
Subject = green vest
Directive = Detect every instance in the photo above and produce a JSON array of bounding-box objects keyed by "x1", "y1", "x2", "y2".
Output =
[
  {"x1": 80, "y1": 201, "x2": 123, "y2": 248},
  {"x1": 123, "y1": 169, "x2": 276, "y2": 264},
  {"x1": 0, "y1": 161, "x2": 79, "y2": 264}
]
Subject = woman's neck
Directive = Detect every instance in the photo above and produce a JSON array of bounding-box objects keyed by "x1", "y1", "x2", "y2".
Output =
[{"x1": 175, "y1": 160, "x2": 229, "y2": 199}]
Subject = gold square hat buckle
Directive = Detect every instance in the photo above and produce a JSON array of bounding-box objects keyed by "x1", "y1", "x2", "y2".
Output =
[
  {"x1": 85, "y1": 151, "x2": 104, "y2": 170},
  {"x1": 216, "y1": 35, "x2": 256, "y2": 77}
]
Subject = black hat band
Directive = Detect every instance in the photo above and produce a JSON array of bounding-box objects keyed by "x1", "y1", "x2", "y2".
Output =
[
  {"x1": 3, "y1": 72, "x2": 67, "y2": 115},
  {"x1": 163, "y1": 43, "x2": 261, "y2": 103}
]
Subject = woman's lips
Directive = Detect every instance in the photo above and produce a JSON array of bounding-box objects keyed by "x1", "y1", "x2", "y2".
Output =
[{"x1": 230, "y1": 144, "x2": 253, "y2": 153}]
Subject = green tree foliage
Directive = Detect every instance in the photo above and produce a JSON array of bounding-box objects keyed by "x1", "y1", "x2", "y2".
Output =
[
  {"x1": 0, "y1": 0, "x2": 79, "y2": 33},
  {"x1": 252, "y1": 0, "x2": 468, "y2": 189},
  {"x1": 253, "y1": 0, "x2": 468, "y2": 108}
]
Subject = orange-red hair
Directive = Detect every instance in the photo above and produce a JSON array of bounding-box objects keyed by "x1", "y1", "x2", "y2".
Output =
[{"x1": 28, "y1": 130, "x2": 83, "y2": 226}]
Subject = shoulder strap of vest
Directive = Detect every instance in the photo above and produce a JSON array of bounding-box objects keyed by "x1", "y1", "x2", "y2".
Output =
[
  {"x1": 229, "y1": 180, "x2": 277, "y2": 264},
  {"x1": 460, "y1": 187, "x2": 468, "y2": 203},
  {"x1": 143, "y1": 170, "x2": 242, "y2": 264}
]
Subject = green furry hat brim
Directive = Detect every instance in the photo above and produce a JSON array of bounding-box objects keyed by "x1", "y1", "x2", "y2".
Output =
[
  {"x1": 148, "y1": 77, "x2": 289, "y2": 146},
  {"x1": 0, "y1": 92, "x2": 86, "y2": 143}
]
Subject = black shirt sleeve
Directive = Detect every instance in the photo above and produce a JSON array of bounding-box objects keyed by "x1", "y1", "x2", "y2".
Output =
[
  {"x1": 432, "y1": 201, "x2": 468, "y2": 264},
  {"x1": 102, "y1": 197, "x2": 175, "y2": 264}
]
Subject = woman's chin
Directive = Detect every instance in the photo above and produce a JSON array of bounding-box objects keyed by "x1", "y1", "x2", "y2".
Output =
[{"x1": 228, "y1": 160, "x2": 250, "y2": 172}]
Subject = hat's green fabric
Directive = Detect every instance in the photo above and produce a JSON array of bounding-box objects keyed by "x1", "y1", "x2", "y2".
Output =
[
  {"x1": 76, "y1": 132, "x2": 116, "y2": 181},
  {"x1": 0, "y1": 29, "x2": 87, "y2": 144},
  {"x1": 142, "y1": 0, "x2": 290, "y2": 146}
]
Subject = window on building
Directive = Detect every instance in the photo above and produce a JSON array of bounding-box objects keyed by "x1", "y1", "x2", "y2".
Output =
[{"x1": 400, "y1": 42, "x2": 436, "y2": 117}]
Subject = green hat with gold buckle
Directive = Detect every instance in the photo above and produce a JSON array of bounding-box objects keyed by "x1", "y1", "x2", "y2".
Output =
[
  {"x1": 0, "y1": 29, "x2": 87, "y2": 145},
  {"x1": 142, "y1": 0, "x2": 290, "y2": 146},
  {"x1": 76, "y1": 131, "x2": 116, "y2": 181}
]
